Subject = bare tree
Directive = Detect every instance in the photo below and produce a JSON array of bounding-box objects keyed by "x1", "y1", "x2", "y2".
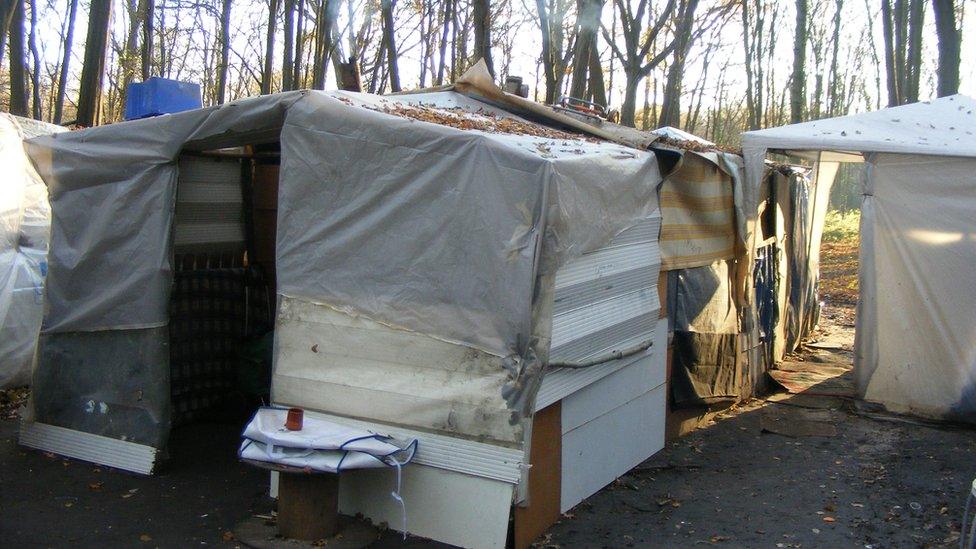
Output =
[
  {"x1": 657, "y1": 0, "x2": 703, "y2": 128},
  {"x1": 8, "y1": 0, "x2": 28, "y2": 116},
  {"x1": 216, "y1": 0, "x2": 232, "y2": 102},
  {"x1": 790, "y1": 0, "x2": 807, "y2": 123},
  {"x1": 262, "y1": 0, "x2": 280, "y2": 94},
  {"x1": 534, "y1": 0, "x2": 576, "y2": 104},
  {"x1": 77, "y1": 0, "x2": 112, "y2": 126},
  {"x1": 472, "y1": 0, "x2": 493, "y2": 75},
  {"x1": 141, "y1": 0, "x2": 155, "y2": 80},
  {"x1": 0, "y1": 1, "x2": 16, "y2": 67},
  {"x1": 27, "y1": 0, "x2": 41, "y2": 119},
  {"x1": 602, "y1": 0, "x2": 689, "y2": 127},
  {"x1": 54, "y1": 0, "x2": 79, "y2": 123},
  {"x1": 381, "y1": 0, "x2": 400, "y2": 91},
  {"x1": 282, "y1": 0, "x2": 295, "y2": 89},
  {"x1": 570, "y1": 0, "x2": 603, "y2": 102},
  {"x1": 313, "y1": 0, "x2": 339, "y2": 89},
  {"x1": 880, "y1": 0, "x2": 925, "y2": 105},
  {"x1": 932, "y1": 0, "x2": 960, "y2": 97}
]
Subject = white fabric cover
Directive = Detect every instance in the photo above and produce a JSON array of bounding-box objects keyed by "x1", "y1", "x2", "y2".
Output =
[
  {"x1": 856, "y1": 154, "x2": 976, "y2": 419},
  {"x1": 239, "y1": 408, "x2": 417, "y2": 472},
  {"x1": 0, "y1": 114, "x2": 63, "y2": 388},
  {"x1": 742, "y1": 95, "x2": 976, "y2": 420}
]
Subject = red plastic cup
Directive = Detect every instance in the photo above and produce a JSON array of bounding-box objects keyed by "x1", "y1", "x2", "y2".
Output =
[{"x1": 285, "y1": 408, "x2": 304, "y2": 431}]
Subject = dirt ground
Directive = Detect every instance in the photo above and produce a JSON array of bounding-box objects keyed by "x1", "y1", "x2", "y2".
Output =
[{"x1": 3, "y1": 238, "x2": 975, "y2": 548}]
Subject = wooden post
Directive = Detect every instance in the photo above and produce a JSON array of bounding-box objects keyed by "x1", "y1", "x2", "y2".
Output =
[{"x1": 277, "y1": 473, "x2": 339, "y2": 541}]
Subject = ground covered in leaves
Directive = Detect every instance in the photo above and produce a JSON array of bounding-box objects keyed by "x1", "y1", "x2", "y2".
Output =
[{"x1": 819, "y1": 210, "x2": 860, "y2": 325}]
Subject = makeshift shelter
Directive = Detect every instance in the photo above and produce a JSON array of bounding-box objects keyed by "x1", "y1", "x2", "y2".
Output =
[
  {"x1": 18, "y1": 66, "x2": 670, "y2": 548},
  {"x1": 646, "y1": 134, "x2": 820, "y2": 412},
  {"x1": 0, "y1": 114, "x2": 64, "y2": 388},
  {"x1": 742, "y1": 94, "x2": 976, "y2": 422}
]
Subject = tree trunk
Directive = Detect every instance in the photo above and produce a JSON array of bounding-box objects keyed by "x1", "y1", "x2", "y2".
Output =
[
  {"x1": 282, "y1": 0, "x2": 295, "y2": 90},
  {"x1": 381, "y1": 0, "x2": 400, "y2": 92},
  {"x1": 141, "y1": 0, "x2": 154, "y2": 80},
  {"x1": 880, "y1": 1, "x2": 899, "y2": 105},
  {"x1": 905, "y1": 0, "x2": 924, "y2": 102},
  {"x1": 216, "y1": 0, "x2": 231, "y2": 102},
  {"x1": 587, "y1": 40, "x2": 606, "y2": 107},
  {"x1": 77, "y1": 0, "x2": 112, "y2": 126},
  {"x1": 262, "y1": 0, "x2": 279, "y2": 94},
  {"x1": 932, "y1": 0, "x2": 960, "y2": 97},
  {"x1": 293, "y1": 0, "x2": 305, "y2": 87},
  {"x1": 27, "y1": 0, "x2": 41, "y2": 119},
  {"x1": 0, "y1": 1, "x2": 16, "y2": 68},
  {"x1": 789, "y1": 0, "x2": 807, "y2": 123},
  {"x1": 8, "y1": 0, "x2": 28, "y2": 117},
  {"x1": 472, "y1": 0, "x2": 493, "y2": 76},
  {"x1": 312, "y1": 0, "x2": 338, "y2": 89},
  {"x1": 54, "y1": 0, "x2": 79, "y2": 123},
  {"x1": 436, "y1": 0, "x2": 452, "y2": 84},
  {"x1": 619, "y1": 68, "x2": 640, "y2": 127},
  {"x1": 826, "y1": 0, "x2": 842, "y2": 116},
  {"x1": 534, "y1": 0, "x2": 556, "y2": 101},
  {"x1": 658, "y1": 0, "x2": 698, "y2": 128},
  {"x1": 570, "y1": 0, "x2": 601, "y2": 100}
]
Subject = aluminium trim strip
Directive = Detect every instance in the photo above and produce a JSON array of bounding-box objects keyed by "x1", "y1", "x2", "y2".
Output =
[
  {"x1": 19, "y1": 421, "x2": 158, "y2": 475},
  {"x1": 295, "y1": 410, "x2": 524, "y2": 485}
]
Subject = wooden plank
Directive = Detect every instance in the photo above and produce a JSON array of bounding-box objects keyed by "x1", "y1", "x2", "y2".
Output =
[
  {"x1": 277, "y1": 473, "x2": 339, "y2": 541},
  {"x1": 514, "y1": 402, "x2": 561, "y2": 549}
]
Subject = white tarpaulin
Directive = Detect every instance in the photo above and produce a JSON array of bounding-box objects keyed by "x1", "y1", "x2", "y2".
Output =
[
  {"x1": 239, "y1": 407, "x2": 417, "y2": 472},
  {"x1": 0, "y1": 114, "x2": 64, "y2": 388},
  {"x1": 742, "y1": 95, "x2": 976, "y2": 421}
]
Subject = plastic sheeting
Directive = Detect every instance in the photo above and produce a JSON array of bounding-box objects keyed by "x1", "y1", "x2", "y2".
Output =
[
  {"x1": 0, "y1": 114, "x2": 64, "y2": 388},
  {"x1": 26, "y1": 83, "x2": 662, "y2": 446},
  {"x1": 239, "y1": 407, "x2": 417, "y2": 472},
  {"x1": 857, "y1": 154, "x2": 976, "y2": 420},
  {"x1": 743, "y1": 94, "x2": 976, "y2": 421}
]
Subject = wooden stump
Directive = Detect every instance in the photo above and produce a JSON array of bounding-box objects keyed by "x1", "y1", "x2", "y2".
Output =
[{"x1": 277, "y1": 473, "x2": 340, "y2": 541}]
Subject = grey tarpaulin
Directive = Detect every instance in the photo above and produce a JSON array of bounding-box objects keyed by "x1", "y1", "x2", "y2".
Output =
[{"x1": 25, "y1": 79, "x2": 663, "y2": 446}]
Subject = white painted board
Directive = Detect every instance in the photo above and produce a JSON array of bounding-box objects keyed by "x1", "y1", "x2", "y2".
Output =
[
  {"x1": 560, "y1": 385, "x2": 666, "y2": 512},
  {"x1": 339, "y1": 463, "x2": 514, "y2": 549}
]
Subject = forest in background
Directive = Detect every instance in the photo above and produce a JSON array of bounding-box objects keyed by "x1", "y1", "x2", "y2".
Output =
[{"x1": 0, "y1": 0, "x2": 967, "y2": 150}]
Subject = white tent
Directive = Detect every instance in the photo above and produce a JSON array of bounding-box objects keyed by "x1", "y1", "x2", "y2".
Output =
[{"x1": 742, "y1": 95, "x2": 976, "y2": 421}]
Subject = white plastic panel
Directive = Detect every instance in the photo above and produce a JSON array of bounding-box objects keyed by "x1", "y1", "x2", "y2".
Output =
[{"x1": 550, "y1": 212, "x2": 661, "y2": 364}]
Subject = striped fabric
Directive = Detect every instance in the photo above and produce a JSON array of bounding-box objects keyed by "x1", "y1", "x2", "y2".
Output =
[{"x1": 659, "y1": 151, "x2": 737, "y2": 270}]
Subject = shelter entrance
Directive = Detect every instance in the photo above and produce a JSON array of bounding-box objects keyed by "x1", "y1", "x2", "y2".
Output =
[{"x1": 169, "y1": 143, "x2": 280, "y2": 430}]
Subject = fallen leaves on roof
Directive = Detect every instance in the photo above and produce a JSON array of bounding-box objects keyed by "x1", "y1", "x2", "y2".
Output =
[
  {"x1": 363, "y1": 100, "x2": 594, "y2": 141},
  {"x1": 654, "y1": 135, "x2": 741, "y2": 155}
]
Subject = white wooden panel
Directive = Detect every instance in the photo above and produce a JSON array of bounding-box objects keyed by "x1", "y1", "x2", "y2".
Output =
[
  {"x1": 560, "y1": 384, "x2": 666, "y2": 512},
  {"x1": 560, "y1": 351, "x2": 665, "y2": 434},
  {"x1": 272, "y1": 297, "x2": 520, "y2": 444},
  {"x1": 339, "y1": 464, "x2": 514, "y2": 549}
]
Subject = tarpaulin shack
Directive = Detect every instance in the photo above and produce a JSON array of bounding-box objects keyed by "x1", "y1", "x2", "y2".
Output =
[
  {"x1": 0, "y1": 114, "x2": 64, "y2": 388},
  {"x1": 18, "y1": 65, "x2": 670, "y2": 548},
  {"x1": 742, "y1": 94, "x2": 976, "y2": 422},
  {"x1": 646, "y1": 132, "x2": 823, "y2": 422}
]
